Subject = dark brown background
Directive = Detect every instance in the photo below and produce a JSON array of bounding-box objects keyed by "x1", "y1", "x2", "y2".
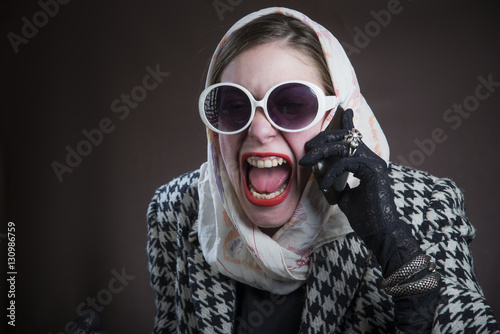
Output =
[{"x1": 3, "y1": 0, "x2": 499, "y2": 332}]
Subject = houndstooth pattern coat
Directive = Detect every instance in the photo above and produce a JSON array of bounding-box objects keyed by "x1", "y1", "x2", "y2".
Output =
[{"x1": 147, "y1": 163, "x2": 499, "y2": 333}]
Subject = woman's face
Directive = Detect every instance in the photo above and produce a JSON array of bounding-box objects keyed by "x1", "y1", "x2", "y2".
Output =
[{"x1": 218, "y1": 42, "x2": 329, "y2": 234}]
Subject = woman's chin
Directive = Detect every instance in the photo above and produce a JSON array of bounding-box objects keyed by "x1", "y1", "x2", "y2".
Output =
[{"x1": 239, "y1": 189, "x2": 300, "y2": 233}]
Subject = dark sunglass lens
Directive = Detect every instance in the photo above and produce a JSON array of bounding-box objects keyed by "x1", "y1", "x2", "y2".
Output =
[
  {"x1": 267, "y1": 83, "x2": 318, "y2": 130},
  {"x1": 204, "y1": 86, "x2": 251, "y2": 132}
]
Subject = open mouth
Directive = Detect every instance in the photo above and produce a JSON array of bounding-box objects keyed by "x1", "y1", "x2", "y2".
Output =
[{"x1": 242, "y1": 152, "x2": 293, "y2": 207}]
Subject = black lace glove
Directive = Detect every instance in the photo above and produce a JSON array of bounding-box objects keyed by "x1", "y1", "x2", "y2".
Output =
[
  {"x1": 300, "y1": 109, "x2": 439, "y2": 333},
  {"x1": 67, "y1": 312, "x2": 109, "y2": 334},
  {"x1": 300, "y1": 109, "x2": 421, "y2": 274}
]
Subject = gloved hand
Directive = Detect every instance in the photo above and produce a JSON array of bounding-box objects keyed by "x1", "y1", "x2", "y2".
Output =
[
  {"x1": 300, "y1": 108, "x2": 422, "y2": 276},
  {"x1": 67, "y1": 312, "x2": 109, "y2": 334},
  {"x1": 301, "y1": 108, "x2": 440, "y2": 333}
]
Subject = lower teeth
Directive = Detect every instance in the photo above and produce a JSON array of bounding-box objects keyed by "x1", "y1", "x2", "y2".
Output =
[{"x1": 249, "y1": 183, "x2": 287, "y2": 200}]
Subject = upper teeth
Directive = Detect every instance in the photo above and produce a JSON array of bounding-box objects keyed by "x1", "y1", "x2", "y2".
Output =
[{"x1": 246, "y1": 157, "x2": 286, "y2": 168}]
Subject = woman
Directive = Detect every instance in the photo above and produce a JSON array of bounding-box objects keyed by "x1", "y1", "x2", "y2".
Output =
[{"x1": 147, "y1": 7, "x2": 498, "y2": 333}]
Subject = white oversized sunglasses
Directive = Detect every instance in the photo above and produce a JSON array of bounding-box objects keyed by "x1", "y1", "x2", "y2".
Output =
[{"x1": 199, "y1": 80, "x2": 338, "y2": 135}]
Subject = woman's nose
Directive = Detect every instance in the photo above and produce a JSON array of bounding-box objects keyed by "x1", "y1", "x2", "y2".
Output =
[{"x1": 247, "y1": 108, "x2": 278, "y2": 144}]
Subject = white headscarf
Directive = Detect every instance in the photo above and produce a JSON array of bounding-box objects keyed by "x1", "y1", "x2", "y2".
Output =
[{"x1": 197, "y1": 7, "x2": 390, "y2": 294}]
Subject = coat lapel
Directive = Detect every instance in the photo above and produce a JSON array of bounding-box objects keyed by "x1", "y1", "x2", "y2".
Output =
[
  {"x1": 186, "y1": 225, "x2": 368, "y2": 334},
  {"x1": 187, "y1": 224, "x2": 237, "y2": 334},
  {"x1": 301, "y1": 233, "x2": 370, "y2": 334}
]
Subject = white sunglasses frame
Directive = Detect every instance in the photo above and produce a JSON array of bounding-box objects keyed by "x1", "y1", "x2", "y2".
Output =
[{"x1": 199, "y1": 80, "x2": 338, "y2": 135}]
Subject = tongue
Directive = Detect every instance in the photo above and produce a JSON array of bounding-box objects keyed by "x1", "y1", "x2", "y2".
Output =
[{"x1": 248, "y1": 164, "x2": 290, "y2": 193}]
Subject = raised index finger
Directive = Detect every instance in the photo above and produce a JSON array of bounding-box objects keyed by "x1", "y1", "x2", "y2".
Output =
[{"x1": 341, "y1": 108, "x2": 355, "y2": 130}]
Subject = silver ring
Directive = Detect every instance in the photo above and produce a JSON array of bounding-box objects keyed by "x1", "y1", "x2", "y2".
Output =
[{"x1": 344, "y1": 128, "x2": 363, "y2": 156}]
